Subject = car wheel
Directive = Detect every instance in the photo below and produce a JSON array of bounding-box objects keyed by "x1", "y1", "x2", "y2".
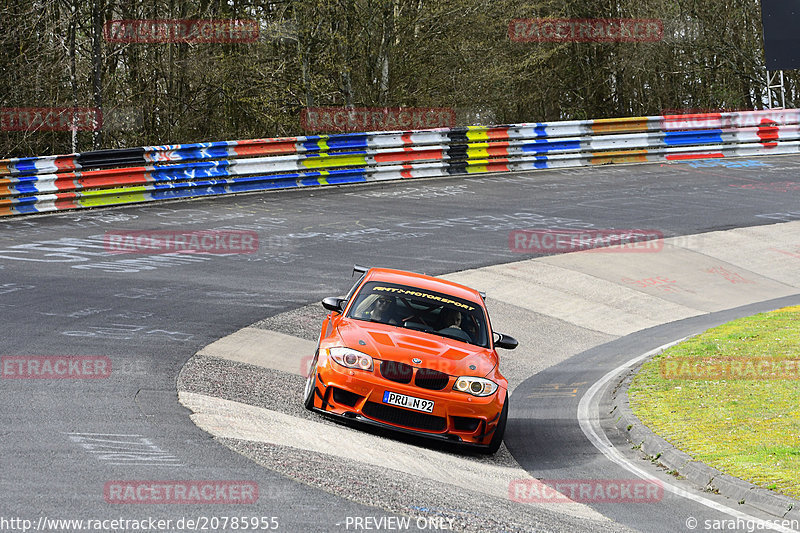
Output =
[
  {"x1": 483, "y1": 393, "x2": 508, "y2": 454},
  {"x1": 303, "y1": 354, "x2": 319, "y2": 411}
]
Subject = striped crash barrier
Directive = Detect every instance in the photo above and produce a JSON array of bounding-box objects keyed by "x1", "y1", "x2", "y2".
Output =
[{"x1": 1, "y1": 109, "x2": 799, "y2": 217}]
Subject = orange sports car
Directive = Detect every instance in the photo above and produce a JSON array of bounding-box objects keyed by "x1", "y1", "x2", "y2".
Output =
[{"x1": 304, "y1": 265, "x2": 518, "y2": 453}]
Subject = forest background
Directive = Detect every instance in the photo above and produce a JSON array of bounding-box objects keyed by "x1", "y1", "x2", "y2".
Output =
[{"x1": 1, "y1": 0, "x2": 797, "y2": 157}]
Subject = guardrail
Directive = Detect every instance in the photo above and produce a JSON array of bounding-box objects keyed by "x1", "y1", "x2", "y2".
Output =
[{"x1": 2, "y1": 109, "x2": 799, "y2": 217}]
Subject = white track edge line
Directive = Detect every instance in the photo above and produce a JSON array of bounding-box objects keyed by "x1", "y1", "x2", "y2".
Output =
[{"x1": 577, "y1": 339, "x2": 798, "y2": 533}]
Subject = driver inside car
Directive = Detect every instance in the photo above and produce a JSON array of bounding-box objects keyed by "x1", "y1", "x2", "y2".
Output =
[
  {"x1": 437, "y1": 308, "x2": 472, "y2": 343},
  {"x1": 360, "y1": 294, "x2": 400, "y2": 325}
]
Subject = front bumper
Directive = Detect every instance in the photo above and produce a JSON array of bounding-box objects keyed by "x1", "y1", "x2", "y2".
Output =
[{"x1": 309, "y1": 357, "x2": 505, "y2": 447}]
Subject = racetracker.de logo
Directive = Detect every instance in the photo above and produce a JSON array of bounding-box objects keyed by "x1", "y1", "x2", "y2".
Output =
[
  {"x1": 300, "y1": 107, "x2": 456, "y2": 132},
  {"x1": 104, "y1": 19, "x2": 259, "y2": 43},
  {"x1": 661, "y1": 108, "x2": 785, "y2": 133},
  {"x1": 104, "y1": 481, "x2": 258, "y2": 504},
  {"x1": 660, "y1": 357, "x2": 800, "y2": 380},
  {"x1": 509, "y1": 229, "x2": 664, "y2": 254},
  {"x1": 509, "y1": 479, "x2": 663, "y2": 503},
  {"x1": 104, "y1": 230, "x2": 258, "y2": 254},
  {"x1": 1, "y1": 107, "x2": 102, "y2": 132},
  {"x1": 509, "y1": 18, "x2": 663, "y2": 42},
  {"x1": 1, "y1": 356, "x2": 111, "y2": 379}
]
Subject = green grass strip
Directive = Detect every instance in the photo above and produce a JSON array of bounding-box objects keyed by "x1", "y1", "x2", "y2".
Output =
[{"x1": 629, "y1": 305, "x2": 800, "y2": 499}]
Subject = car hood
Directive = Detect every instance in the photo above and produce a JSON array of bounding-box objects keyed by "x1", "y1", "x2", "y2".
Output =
[{"x1": 336, "y1": 319, "x2": 497, "y2": 377}]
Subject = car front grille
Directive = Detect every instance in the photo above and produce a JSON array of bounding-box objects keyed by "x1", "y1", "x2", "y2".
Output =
[
  {"x1": 414, "y1": 368, "x2": 450, "y2": 390},
  {"x1": 380, "y1": 361, "x2": 414, "y2": 384},
  {"x1": 362, "y1": 401, "x2": 447, "y2": 432},
  {"x1": 380, "y1": 361, "x2": 451, "y2": 391}
]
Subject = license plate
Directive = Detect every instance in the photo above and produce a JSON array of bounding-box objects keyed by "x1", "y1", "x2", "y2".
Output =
[{"x1": 382, "y1": 391, "x2": 434, "y2": 413}]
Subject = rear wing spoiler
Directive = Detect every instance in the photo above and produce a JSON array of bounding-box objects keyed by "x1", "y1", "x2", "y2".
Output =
[{"x1": 353, "y1": 264, "x2": 371, "y2": 277}]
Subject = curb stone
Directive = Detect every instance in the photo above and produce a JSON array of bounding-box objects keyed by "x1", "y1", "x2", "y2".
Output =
[{"x1": 611, "y1": 359, "x2": 800, "y2": 519}]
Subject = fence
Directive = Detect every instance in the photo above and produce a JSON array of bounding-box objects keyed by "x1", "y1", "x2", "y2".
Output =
[{"x1": 2, "y1": 110, "x2": 799, "y2": 217}]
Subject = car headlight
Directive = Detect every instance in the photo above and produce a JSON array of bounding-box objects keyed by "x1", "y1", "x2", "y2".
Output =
[
  {"x1": 453, "y1": 376, "x2": 498, "y2": 397},
  {"x1": 327, "y1": 347, "x2": 374, "y2": 372}
]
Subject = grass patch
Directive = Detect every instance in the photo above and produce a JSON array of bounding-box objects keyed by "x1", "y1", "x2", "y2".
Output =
[{"x1": 628, "y1": 305, "x2": 800, "y2": 499}]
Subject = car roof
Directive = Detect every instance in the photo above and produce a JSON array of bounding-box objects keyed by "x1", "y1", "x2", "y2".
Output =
[{"x1": 362, "y1": 268, "x2": 484, "y2": 305}]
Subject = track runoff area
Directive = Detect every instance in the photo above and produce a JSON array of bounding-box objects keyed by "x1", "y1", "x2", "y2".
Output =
[{"x1": 1, "y1": 154, "x2": 800, "y2": 532}]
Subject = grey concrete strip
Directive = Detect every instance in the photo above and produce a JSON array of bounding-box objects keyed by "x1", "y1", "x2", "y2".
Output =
[
  {"x1": 445, "y1": 221, "x2": 800, "y2": 337},
  {"x1": 670, "y1": 222, "x2": 800, "y2": 289},
  {"x1": 541, "y1": 243, "x2": 798, "y2": 312},
  {"x1": 482, "y1": 298, "x2": 616, "y2": 392},
  {"x1": 197, "y1": 327, "x2": 316, "y2": 376},
  {"x1": 179, "y1": 390, "x2": 609, "y2": 523},
  {"x1": 443, "y1": 261, "x2": 702, "y2": 336}
]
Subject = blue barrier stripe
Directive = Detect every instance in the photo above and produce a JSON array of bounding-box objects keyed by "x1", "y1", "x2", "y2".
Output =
[
  {"x1": 11, "y1": 183, "x2": 45, "y2": 194},
  {"x1": 322, "y1": 136, "x2": 371, "y2": 150},
  {"x1": 664, "y1": 130, "x2": 724, "y2": 146},
  {"x1": 520, "y1": 140, "x2": 582, "y2": 153},
  {"x1": 14, "y1": 204, "x2": 41, "y2": 214},
  {"x1": 10, "y1": 159, "x2": 42, "y2": 173}
]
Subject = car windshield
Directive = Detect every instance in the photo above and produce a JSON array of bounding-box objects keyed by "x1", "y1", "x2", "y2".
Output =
[{"x1": 347, "y1": 281, "x2": 489, "y2": 348}]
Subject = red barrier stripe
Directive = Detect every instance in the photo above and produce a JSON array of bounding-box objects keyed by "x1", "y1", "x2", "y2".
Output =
[
  {"x1": 486, "y1": 127, "x2": 513, "y2": 140},
  {"x1": 373, "y1": 148, "x2": 444, "y2": 163},
  {"x1": 78, "y1": 166, "x2": 149, "y2": 183},
  {"x1": 54, "y1": 156, "x2": 80, "y2": 171},
  {"x1": 484, "y1": 162, "x2": 511, "y2": 172},
  {"x1": 666, "y1": 152, "x2": 725, "y2": 160},
  {"x1": 757, "y1": 120, "x2": 780, "y2": 148},
  {"x1": 232, "y1": 140, "x2": 299, "y2": 156},
  {"x1": 52, "y1": 175, "x2": 81, "y2": 191},
  {"x1": 74, "y1": 173, "x2": 150, "y2": 189},
  {"x1": 54, "y1": 192, "x2": 80, "y2": 210},
  {"x1": 485, "y1": 145, "x2": 512, "y2": 157}
]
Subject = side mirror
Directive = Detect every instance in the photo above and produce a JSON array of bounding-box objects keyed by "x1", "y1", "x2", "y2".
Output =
[
  {"x1": 494, "y1": 333, "x2": 518, "y2": 350},
  {"x1": 322, "y1": 297, "x2": 345, "y2": 313}
]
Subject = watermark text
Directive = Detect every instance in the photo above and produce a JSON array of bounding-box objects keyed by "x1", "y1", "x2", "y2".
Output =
[
  {"x1": 509, "y1": 479, "x2": 663, "y2": 503},
  {"x1": 301, "y1": 107, "x2": 456, "y2": 132},
  {"x1": 104, "y1": 230, "x2": 258, "y2": 254},
  {"x1": 2, "y1": 356, "x2": 110, "y2": 379},
  {"x1": 104, "y1": 19, "x2": 258, "y2": 43},
  {"x1": 509, "y1": 18, "x2": 663, "y2": 42},
  {"x1": 660, "y1": 357, "x2": 800, "y2": 380}
]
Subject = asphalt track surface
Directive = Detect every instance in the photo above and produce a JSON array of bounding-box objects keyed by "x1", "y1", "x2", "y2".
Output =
[{"x1": 2, "y1": 155, "x2": 800, "y2": 532}]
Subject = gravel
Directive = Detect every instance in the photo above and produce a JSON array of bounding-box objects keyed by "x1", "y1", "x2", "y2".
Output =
[{"x1": 221, "y1": 437, "x2": 633, "y2": 533}]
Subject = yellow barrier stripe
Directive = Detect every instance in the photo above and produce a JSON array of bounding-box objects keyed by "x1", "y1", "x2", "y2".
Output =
[
  {"x1": 591, "y1": 149, "x2": 650, "y2": 164},
  {"x1": 466, "y1": 130, "x2": 490, "y2": 141},
  {"x1": 301, "y1": 154, "x2": 367, "y2": 169},
  {"x1": 592, "y1": 117, "x2": 650, "y2": 134},
  {"x1": 467, "y1": 148, "x2": 490, "y2": 159},
  {"x1": 78, "y1": 186, "x2": 148, "y2": 207}
]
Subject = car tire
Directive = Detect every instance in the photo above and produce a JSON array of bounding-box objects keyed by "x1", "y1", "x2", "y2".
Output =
[
  {"x1": 483, "y1": 393, "x2": 508, "y2": 454},
  {"x1": 303, "y1": 353, "x2": 319, "y2": 411}
]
